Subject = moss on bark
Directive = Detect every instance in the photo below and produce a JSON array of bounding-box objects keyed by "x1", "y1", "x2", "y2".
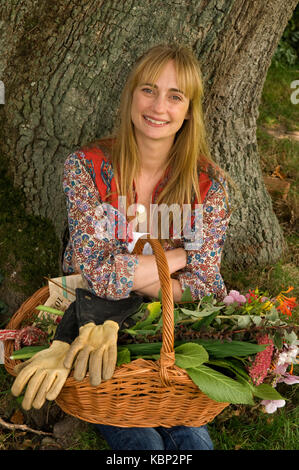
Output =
[{"x1": 0, "y1": 153, "x2": 61, "y2": 315}]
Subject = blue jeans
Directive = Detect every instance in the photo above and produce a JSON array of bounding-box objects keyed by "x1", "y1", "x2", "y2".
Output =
[{"x1": 94, "y1": 424, "x2": 214, "y2": 450}]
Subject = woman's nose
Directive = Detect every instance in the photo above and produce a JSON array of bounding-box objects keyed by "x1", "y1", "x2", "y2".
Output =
[{"x1": 152, "y1": 94, "x2": 167, "y2": 113}]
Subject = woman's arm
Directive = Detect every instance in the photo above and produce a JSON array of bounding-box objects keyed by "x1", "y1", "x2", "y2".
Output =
[
  {"x1": 176, "y1": 178, "x2": 231, "y2": 302},
  {"x1": 135, "y1": 278, "x2": 183, "y2": 302},
  {"x1": 63, "y1": 152, "x2": 140, "y2": 300},
  {"x1": 131, "y1": 248, "x2": 187, "y2": 291}
]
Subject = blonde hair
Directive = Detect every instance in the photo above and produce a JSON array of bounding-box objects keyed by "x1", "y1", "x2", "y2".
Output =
[{"x1": 85, "y1": 44, "x2": 230, "y2": 242}]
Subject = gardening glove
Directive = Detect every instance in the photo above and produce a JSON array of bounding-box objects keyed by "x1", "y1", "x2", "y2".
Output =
[
  {"x1": 11, "y1": 301, "x2": 78, "y2": 410},
  {"x1": 63, "y1": 288, "x2": 144, "y2": 386},
  {"x1": 11, "y1": 340, "x2": 71, "y2": 410},
  {"x1": 64, "y1": 320, "x2": 119, "y2": 386},
  {"x1": 74, "y1": 288, "x2": 144, "y2": 329}
]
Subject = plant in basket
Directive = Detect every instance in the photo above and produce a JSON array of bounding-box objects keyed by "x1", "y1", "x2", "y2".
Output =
[{"x1": 116, "y1": 285, "x2": 299, "y2": 413}]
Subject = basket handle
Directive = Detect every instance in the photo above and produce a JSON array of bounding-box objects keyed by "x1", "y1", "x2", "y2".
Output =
[{"x1": 132, "y1": 237, "x2": 175, "y2": 386}]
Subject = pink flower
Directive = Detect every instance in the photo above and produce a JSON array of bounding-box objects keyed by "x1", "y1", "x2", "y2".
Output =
[
  {"x1": 277, "y1": 374, "x2": 299, "y2": 385},
  {"x1": 249, "y1": 334, "x2": 274, "y2": 386},
  {"x1": 223, "y1": 290, "x2": 247, "y2": 306},
  {"x1": 223, "y1": 295, "x2": 235, "y2": 305},
  {"x1": 273, "y1": 363, "x2": 288, "y2": 376},
  {"x1": 261, "y1": 399, "x2": 286, "y2": 414}
]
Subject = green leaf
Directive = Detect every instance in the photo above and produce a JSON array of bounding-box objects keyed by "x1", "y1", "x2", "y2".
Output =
[
  {"x1": 273, "y1": 332, "x2": 284, "y2": 350},
  {"x1": 123, "y1": 328, "x2": 157, "y2": 336},
  {"x1": 10, "y1": 345, "x2": 49, "y2": 360},
  {"x1": 130, "y1": 301, "x2": 162, "y2": 330},
  {"x1": 186, "y1": 364, "x2": 255, "y2": 405},
  {"x1": 224, "y1": 304, "x2": 238, "y2": 315},
  {"x1": 237, "y1": 315, "x2": 251, "y2": 328},
  {"x1": 174, "y1": 343, "x2": 209, "y2": 369},
  {"x1": 225, "y1": 358, "x2": 250, "y2": 379},
  {"x1": 195, "y1": 339, "x2": 268, "y2": 358},
  {"x1": 251, "y1": 316, "x2": 263, "y2": 326},
  {"x1": 180, "y1": 305, "x2": 223, "y2": 318},
  {"x1": 192, "y1": 312, "x2": 219, "y2": 331},
  {"x1": 265, "y1": 308, "x2": 279, "y2": 322},
  {"x1": 283, "y1": 330, "x2": 298, "y2": 345},
  {"x1": 144, "y1": 301, "x2": 161, "y2": 323},
  {"x1": 251, "y1": 383, "x2": 286, "y2": 401},
  {"x1": 116, "y1": 348, "x2": 131, "y2": 366},
  {"x1": 180, "y1": 287, "x2": 193, "y2": 302},
  {"x1": 207, "y1": 359, "x2": 249, "y2": 380},
  {"x1": 36, "y1": 305, "x2": 64, "y2": 316}
]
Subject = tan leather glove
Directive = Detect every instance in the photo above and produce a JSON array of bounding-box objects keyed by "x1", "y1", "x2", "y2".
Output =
[
  {"x1": 11, "y1": 340, "x2": 71, "y2": 410},
  {"x1": 63, "y1": 320, "x2": 119, "y2": 386}
]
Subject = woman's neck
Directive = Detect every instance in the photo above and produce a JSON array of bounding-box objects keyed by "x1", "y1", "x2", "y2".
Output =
[{"x1": 135, "y1": 135, "x2": 174, "y2": 178}]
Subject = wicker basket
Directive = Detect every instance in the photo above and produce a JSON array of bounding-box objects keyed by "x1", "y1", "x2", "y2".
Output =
[{"x1": 5, "y1": 238, "x2": 229, "y2": 427}]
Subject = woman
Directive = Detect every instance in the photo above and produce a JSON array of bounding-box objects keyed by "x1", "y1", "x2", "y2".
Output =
[{"x1": 62, "y1": 44, "x2": 231, "y2": 450}]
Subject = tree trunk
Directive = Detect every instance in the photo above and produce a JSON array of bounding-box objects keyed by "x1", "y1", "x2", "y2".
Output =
[{"x1": 0, "y1": 0, "x2": 297, "y2": 270}]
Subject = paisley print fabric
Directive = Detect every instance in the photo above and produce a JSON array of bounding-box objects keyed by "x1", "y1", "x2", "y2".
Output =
[{"x1": 62, "y1": 147, "x2": 231, "y2": 301}]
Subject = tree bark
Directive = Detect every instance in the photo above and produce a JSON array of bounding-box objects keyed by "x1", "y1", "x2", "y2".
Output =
[{"x1": 0, "y1": 0, "x2": 297, "y2": 269}]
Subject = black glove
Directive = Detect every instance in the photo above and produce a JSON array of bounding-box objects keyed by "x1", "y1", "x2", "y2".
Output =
[
  {"x1": 53, "y1": 301, "x2": 79, "y2": 344},
  {"x1": 54, "y1": 289, "x2": 144, "y2": 345},
  {"x1": 75, "y1": 288, "x2": 144, "y2": 329}
]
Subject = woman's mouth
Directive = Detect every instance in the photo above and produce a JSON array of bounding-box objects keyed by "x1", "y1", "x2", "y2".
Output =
[{"x1": 143, "y1": 115, "x2": 170, "y2": 127}]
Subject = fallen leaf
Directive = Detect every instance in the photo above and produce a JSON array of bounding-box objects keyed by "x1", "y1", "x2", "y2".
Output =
[{"x1": 10, "y1": 409, "x2": 24, "y2": 425}]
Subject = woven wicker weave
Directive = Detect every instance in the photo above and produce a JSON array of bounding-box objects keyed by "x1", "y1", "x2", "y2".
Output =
[{"x1": 4, "y1": 238, "x2": 229, "y2": 427}]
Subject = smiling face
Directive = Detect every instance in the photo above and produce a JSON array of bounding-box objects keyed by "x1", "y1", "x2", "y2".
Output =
[{"x1": 131, "y1": 60, "x2": 190, "y2": 147}]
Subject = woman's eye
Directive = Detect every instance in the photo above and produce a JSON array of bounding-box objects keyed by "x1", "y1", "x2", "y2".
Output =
[
  {"x1": 141, "y1": 88, "x2": 153, "y2": 94},
  {"x1": 171, "y1": 95, "x2": 182, "y2": 101}
]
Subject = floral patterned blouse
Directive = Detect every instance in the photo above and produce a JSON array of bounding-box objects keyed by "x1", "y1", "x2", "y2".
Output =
[{"x1": 62, "y1": 144, "x2": 231, "y2": 302}]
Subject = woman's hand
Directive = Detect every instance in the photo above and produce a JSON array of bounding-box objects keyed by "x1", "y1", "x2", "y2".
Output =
[{"x1": 132, "y1": 248, "x2": 187, "y2": 292}]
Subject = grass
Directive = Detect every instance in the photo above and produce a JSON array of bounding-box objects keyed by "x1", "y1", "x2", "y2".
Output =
[
  {"x1": 257, "y1": 62, "x2": 299, "y2": 132},
  {"x1": 66, "y1": 429, "x2": 110, "y2": 451},
  {"x1": 209, "y1": 403, "x2": 299, "y2": 450}
]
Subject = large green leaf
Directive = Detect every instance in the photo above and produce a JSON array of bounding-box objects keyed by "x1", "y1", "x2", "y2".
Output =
[
  {"x1": 186, "y1": 364, "x2": 255, "y2": 405},
  {"x1": 251, "y1": 383, "x2": 286, "y2": 401},
  {"x1": 174, "y1": 343, "x2": 209, "y2": 369},
  {"x1": 192, "y1": 339, "x2": 268, "y2": 358}
]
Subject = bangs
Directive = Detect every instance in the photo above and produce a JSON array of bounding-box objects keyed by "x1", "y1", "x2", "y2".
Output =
[{"x1": 133, "y1": 47, "x2": 202, "y2": 100}]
